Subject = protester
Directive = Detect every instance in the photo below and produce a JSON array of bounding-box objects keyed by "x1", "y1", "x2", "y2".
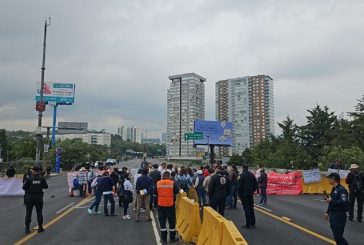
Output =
[
  {"x1": 203, "y1": 168, "x2": 214, "y2": 203},
  {"x1": 22, "y1": 166, "x2": 48, "y2": 234},
  {"x1": 122, "y1": 174, "x2": 134, "y2": 220},
  {"x1": 324, "y1": 173, "x2": 349, "y2": 245},
  {"x1": 6, "y1": 164, "x2": 16, "y2": 178},
  {"x1": 156, "y1": 171, "x2": 179, "y2": 244},
  {"x1": 227, "y1": 164, "x2": 239, "y2": 209},
  {"x1": 135, "y1": 168, "x2": 153, "y2": 222},
  {"x1": 345, "y1": 163, "x2": 364, "y2": 222},
  {"x1": 208, "y1": 165, "x2": 231, "y2": 216},
  {"x1": 176, "y1": 168, "x2": 192, "y2": 193},
  {"x1": 87, "y1": 168, "x2": 95, "y2": 194},
  {"x1": 133, "y1": 169, "x2": 143, "y2": 211},
  {"x1": 149, "y1": 164, "x2": 161, "y2": 210},
  {"x1": 238, "y1": 165, "x2": 258, "y2": 229},
  {"x1": 110, "y1": 167, "x2": 119, "y2": 193},
  {"x1": 77, "y1": 167, "x2": 88, "y2": 197},
  {"x1": 158, "y1": 162, "x2": 167, "y2": 174},
  {"x1": 100, "y1": 171, "x2": 116, "y2": 217},
  {"x1": 330, "y1": 160, "x2": 345, "y2": 170},
  {"x1": 258, "y1": 169, "x2": 268, "y2": 205},
  {"x1": 70, "y1": 176, "x2": 81, "y2": 197},
  {"x1": 88, "y1": 175, "x2": 103, "y2": 214},
  {"x1": 194, "y1": 170, "x2": 206, "y2": 206},
  {"x1": 23, "y1": 167, "x2": 32, "y2": 205}
]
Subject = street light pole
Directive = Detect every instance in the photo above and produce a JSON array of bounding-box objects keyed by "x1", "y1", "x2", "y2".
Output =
[
  {"x1": 35, "y1": 18, "x2": 51, "y2": 165},
  {"x1": 179, "y1": 77, "x2": 182, "y2": 156}
]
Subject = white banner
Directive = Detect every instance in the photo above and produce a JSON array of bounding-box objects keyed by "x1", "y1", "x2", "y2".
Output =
[
  {"x1": 327, "y1": 168, "x2": 350, "y2": 179},
  {"x1": 0, "y1": 178, "x2": 24, "y2": 196},
  {"x1": 302, "y1": 169, "x2": 321, "y2": 184}
]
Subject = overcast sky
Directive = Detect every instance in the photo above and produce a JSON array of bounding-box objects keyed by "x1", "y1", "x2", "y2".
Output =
[{"x1": 0, "y1": 0, "x2": 363, "y2": 138}]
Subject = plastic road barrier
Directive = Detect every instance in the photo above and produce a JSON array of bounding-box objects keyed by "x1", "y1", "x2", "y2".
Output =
[{"x1": 176, "y1": 197, "x2": 201, "y2": 243}]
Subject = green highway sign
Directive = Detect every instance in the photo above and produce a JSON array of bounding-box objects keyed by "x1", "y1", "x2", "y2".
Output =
[{"x1": 184, "y1": 132, "x2": 203, "y2": 140}]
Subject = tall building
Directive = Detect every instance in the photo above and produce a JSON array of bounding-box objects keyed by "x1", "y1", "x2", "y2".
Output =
[
  {"x1": 216, "y1": 75, "x2": 274, "y2": 156},
  {"x1": 118, "y1": 126, "x2": 142, "y2": 144},
  {"x1": 56, "y1": 133, "x2": 111, "y2": 147},
  {"x1": 167, "y1": 73, "x2": 206, "y2": 158}
]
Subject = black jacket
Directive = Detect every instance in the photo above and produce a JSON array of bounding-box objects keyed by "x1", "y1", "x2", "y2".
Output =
[
  {"x1": 327, "y1": 184, "x2": 349, "y2": 214},
  {"x1": 208, "y1": 171, "x2": 231, "y2": 200},
  {"x1": 258, "y1": 172, "x2": 268, "y2": 188},
  {"x1": 22, "y1": 173, "x2": 48, "y2": 196},
  {"x1": 345, "y1": 171, "x2": 364, "y2": 193},
  {"x1": 238, "y1": 170, "x2": 258, "y2": 197},
  {"x1": 149, "y1": 169, "x2": 161, "y2": 185}
]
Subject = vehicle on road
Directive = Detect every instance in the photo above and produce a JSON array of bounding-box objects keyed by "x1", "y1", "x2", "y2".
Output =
[{"x1": 106, "y1": 159, "x2": 117, "y2": 166}]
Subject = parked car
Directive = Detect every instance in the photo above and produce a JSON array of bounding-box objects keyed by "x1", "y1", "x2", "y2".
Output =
[{"x1": 106, "y1": 159, "x2": 117, "y2": 166}]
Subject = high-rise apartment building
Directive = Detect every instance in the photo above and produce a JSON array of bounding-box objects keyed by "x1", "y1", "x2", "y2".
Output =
[
  {"x1": 118, "y1": 126, "x2": 142, "y2": 144},
  {"x1": 216, "y1": 75, "x2": 274, "y2": 156},
  {"x1": 167, "y1": 73, "x2": 206, "y2": 158}
]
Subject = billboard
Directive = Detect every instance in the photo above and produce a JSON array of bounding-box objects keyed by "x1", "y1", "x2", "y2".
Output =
[
  {"x1": 36, "y1": 82, "x2": 75, "y2": 104},
  {"x1": 194, "y1": 120, "x2": 233, "y2": 146}
]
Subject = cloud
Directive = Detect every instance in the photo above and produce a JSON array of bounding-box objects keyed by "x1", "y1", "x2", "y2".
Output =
[{"x1": 0, "y1": 0, "x2": 363, "y2": 137}]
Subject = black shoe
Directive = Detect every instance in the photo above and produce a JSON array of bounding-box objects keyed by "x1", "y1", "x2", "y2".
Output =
[
  {"x1": 241, "y1": 225, "x2": 251, "y2": 229},
  {"x1": 104, "y1": 214, "x2": 109, "y2": 216},
  {"x1": 358, "y1": 220, "x2": 362, "y2": 223},
  {"x1": 110, "y1": 214, "x2": 118, "y2": 217},
  {"x1": 170, "y1": 238, "x2": 179, "y2": 243},
  {"x1": 160, "y1": 241, "x2": 168, "y2": 245},
  {"x1": 25, "y1": 228, "x2": 30, "y2": 234},
  {"x1": 38, "y1": 227, "x2": 45, "y2": 233}
]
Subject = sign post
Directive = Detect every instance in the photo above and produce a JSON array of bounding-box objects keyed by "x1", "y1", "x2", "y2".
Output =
[{"x1": 184, "y1": 132, "x2": 203, "y2": 141}]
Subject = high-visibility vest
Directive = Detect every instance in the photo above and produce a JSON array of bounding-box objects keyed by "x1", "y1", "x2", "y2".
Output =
[{"x1": 157, "y1": 179, "x2": 174, "y2": 207}]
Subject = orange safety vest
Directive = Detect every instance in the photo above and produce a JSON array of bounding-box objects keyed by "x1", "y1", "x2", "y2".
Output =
[{"x1": 157, "y1": 179, "x2": 174, "y2": 207}]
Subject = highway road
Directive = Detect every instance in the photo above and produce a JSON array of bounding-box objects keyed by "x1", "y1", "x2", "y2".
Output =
[{"x1": 1, "y1": 159, "x2": 363, "y2": 245}]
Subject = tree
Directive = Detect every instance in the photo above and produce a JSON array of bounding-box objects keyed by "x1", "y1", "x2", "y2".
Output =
[
  {"x1": 319, "y1": 146, "x2": 364, "y2": 169},
  {"x1": 278, "y1": 116, "x2": 297, "y2": 142},
  {"x1": 0, "y1": 129, "x2": 9, "y2": 161},
  {"x1": 349, "y1": 95, "x2": 364, "y2": 151},
  {"x1": 299, "y1": 105, "x2": 337, "y2": 162}
]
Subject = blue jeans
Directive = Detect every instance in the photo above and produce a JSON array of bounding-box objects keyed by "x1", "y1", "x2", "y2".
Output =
[
  {"x1": 197, "y1": 188, "x2": 206, "y2": 206},
  {"x1": 259, "y1": 187, "x2": 267, "y2": 204},
  {"x1": 227, "y1": 184, "x2": 238, "y2": 208},
  {"x1": 103, "y1": 194, "x2": 115, "y2": 215},
  {"x1": 89, "y1": 190, "x2": 102, "y2": 212}
]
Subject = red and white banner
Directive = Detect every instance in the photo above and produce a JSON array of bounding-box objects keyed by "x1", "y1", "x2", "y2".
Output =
[
  {"x1": 0, "y1": 178, "x2": 24, "y2": 196},
  {"x1": 267, "y1": 171, "x2": 302, "y2": 195}
]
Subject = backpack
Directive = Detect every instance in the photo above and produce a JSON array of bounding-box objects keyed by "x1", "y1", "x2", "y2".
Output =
[
  {"x1": 353, "y1": 174, "x2": 363, "y2": 192},
  {"x1": 179, "y1": 176, "x2": 189, "y2": 190},
  {"x1": 73, "y1": 178, "x2": 80, "y2": 188}
]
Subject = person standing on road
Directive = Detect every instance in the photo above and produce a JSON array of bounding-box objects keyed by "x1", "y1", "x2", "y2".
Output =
[
  {"x1": 88, "y1": 174, "x2": 103, "y2": 214},
  {"x1": 208, "y1": 165, "x2": 231, "y2": 216},
  {"x1": 77, "y1": 167, "x2": 88, "y2": 197},
  {"x1": 100, "y1": 172, "x2": 117, "y2": 217},
  {"x1": 110, "y1": 167, "x2": 119, "y2": 193},
  {"x1": 6, "y1": 164, "x2": 16, "y2": 178},
  {"x1": 23, "y1": 167, "x2": 32, "y2": 205},
  {"x1": 156, "y1": 171, "x2": 180, "y2": 244},
  {"x1": 257, "y1": 169, "x2": 268, "y2": 205},
  {"x1": 149, "y1": 164, "x2": 161, "y2": 210},
  {"x1": 122, "y1": 174, "x2": 134, "y2": 220},
  {"x1": 194, "y1": 170, "x2": 206, "y2": 206},
  {"x1": 87, "y1": 168, "x2": 95, "y2": 195},
  {"x1": 135, "y1": 168, "x2": 153, "y2": 222},
  {"x1": 345, "y1": 163, "x2": 364, "y2": 222},
  {"x1": 227, "y1": 164, "x2": 239, "y2": 209},
  {"x1": 324, "y1": 173, "x2": 349, "y2": 245},
  {"x1": 22, "y1": 166, "x2": 48, "y2": 234},
  {"x1": 238, "y1": 165, "x2": 258, "y2": 229}
]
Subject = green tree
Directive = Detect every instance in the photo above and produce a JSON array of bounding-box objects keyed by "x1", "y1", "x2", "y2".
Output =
[
  {"x1": 319, "y1": 146, "x2": 364, "y2": 169},
  {"x1": 350, "y1": 95, "x2": 364, "y2": 151},
  {"x1": 278, "y1": 116, "x2": 297, "y2": 142},
  {"x1": 0, "y1": 129, "x2": 9, "y2": 161},
  {"x1": 299, "y1": 105, "x2": 337, "y2": 162}
]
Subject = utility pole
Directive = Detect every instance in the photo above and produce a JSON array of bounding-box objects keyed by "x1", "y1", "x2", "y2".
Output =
[{"x1": 35, "y1": 18, "x2": 51, "y2": 166}]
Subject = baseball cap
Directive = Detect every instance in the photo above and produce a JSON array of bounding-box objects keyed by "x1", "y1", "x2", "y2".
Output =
[{"x1": 327, "y1": 172, "x2": 340, "y2": 181}]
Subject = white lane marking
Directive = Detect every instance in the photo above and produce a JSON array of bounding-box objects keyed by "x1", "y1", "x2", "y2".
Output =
[
  {"x1": 150, "y1": 211, "x2": 162, "y2": 245},
  {"x1": 56, "y1": 202, "x2": 75, "y2": 214}
]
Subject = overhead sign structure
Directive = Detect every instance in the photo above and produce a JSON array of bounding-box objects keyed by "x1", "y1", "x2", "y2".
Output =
[
  {"x1": 35, "y1": 82, "x2": 75, "y2": 104},
  {"x1": 184, "y1": 132, "x2": 203, "y2": 141},
  {"x1": 194, "y1": 120, "x2": 233, "y2": 146}
]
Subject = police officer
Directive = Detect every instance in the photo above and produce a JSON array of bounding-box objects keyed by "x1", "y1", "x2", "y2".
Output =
[
  {"x1": 238, "y1": 165, "x2": 258, "y2": 229},
  {"x1": 156, "y1": 171, "x2": 179, "y2": 244},
  {"x1": 324, "y1": 173, "x2": 349, "y2": 245},
  {"x1": 208, "y1": 165, "x2": 231, "y2": 216},
  {"x1": 22, "y1": 166, "x2": 48, "y2": 234}
]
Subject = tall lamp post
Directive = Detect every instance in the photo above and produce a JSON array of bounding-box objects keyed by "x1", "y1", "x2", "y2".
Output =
[{"x1": 35, "y1": 18, "x2": 51, "y2": 166}]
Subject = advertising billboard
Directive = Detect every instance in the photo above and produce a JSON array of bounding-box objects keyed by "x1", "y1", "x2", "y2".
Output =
[
  {"x1": 194, "y1": 120, "x2": 233, "y2": 146},
  {"x1": 35, "y1": 82, "x2": 75, "y2": 104}
]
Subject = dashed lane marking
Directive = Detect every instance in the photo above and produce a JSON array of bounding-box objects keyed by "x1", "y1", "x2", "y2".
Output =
[
  {"x1": 14, "y1": 196, "x2": 94, "y2": 245},
  {"x1": 56, "y1": 202, "x2": 75, "y2": 214}
]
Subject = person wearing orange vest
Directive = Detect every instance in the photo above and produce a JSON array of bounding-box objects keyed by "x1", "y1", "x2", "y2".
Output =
[{"x1": 156, "y1": 171, "x2": 179, "y2": 244}]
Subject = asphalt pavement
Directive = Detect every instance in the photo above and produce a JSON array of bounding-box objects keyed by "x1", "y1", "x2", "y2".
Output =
[{"x1": 1, "y1": 159, "x2": 363, "y2": 245}]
